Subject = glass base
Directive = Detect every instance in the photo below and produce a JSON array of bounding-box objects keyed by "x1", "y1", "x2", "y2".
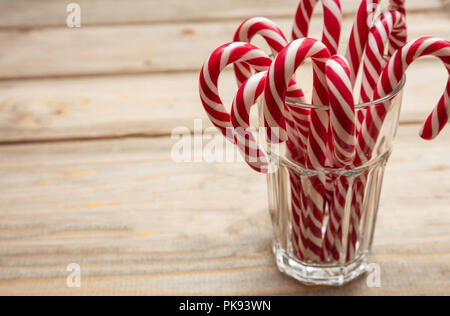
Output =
[{"x1": 273, "y1": 242, "x2": 369, "y2": 286}]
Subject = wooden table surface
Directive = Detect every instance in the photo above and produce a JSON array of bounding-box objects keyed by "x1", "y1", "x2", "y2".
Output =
[{"x1": 0, "y1": 0, "x2": 449, "y2": 296}]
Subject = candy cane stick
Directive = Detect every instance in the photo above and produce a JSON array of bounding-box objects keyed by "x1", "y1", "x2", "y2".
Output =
[
  {"x1": 291, "y1": 0, "x2": 342, "y2": 213},
  {"x1": 327, "y1": 56, "x2": 357, "y2": 166},
  {"x1": 324, "y1": 55, "x2": 356, "y2": 261},
  {"x1": 349, "y1": 8, "x2": 406, "y2": 233},
  {"x1": 360, "y1": 10, "x2": 406, "y2": 105},
  {"x1": 346, "y1": 0, "x2": 407, "y2": 86},
  {"x1": 345, "y1": 10, "x2": 406, "y2": 261},
  {"x1": 264, "y1": 38, "x2": 331, "y2": 261},
  {"x1": 231, "y1": 71, "x2": 270, "y2": 173},
  {"x1": 355, "y1": 37, "x2": 450, "y2": 166},
  {"x1": 199, "y1": 42, "x2": 272, "y2": 142},
  {"x1": 346, "y1": 0, "x2": 378, "y2": 85},
  {"x1": 292, "y1": 0, "x2": 342, "y2": 55},
  {"x1": 292, "y1": 1, "x2": 342, "y2": 179},
  {"x1": 346, "y1": 1, "x2": 406, "y2": 259}
]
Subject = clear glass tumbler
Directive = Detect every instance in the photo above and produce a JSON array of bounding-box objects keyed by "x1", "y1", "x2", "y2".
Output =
[{"x1": 265, "y1": 78, "x2": 406, "y2": 286}]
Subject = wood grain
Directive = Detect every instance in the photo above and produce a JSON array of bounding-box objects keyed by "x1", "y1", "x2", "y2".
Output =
[
  {"x1": 0, "y1": 125, "x2": 449, "y2": 295},
  {"x1": 0, "y1": 59, "x2": 447, "y2": 143},
  {"x1": 0, "y1": 0, "x2": 443, "y2": 28},
  {"x1": 0, "y1": 12, "x2": 448, "y2": 80}
]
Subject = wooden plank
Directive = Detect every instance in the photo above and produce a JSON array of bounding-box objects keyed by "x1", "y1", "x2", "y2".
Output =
[
  {"x1": 0, "y1": 125, "x2": 449, "y2": 295},
  {"x1": 0, "y1": 0, "x2": 443, "y2": 29},
  {"x1": 0, "y1": 12, "x2": 448, "y2": 79},
  {"x1": 0, "y1": 59, "x2": 447, "y2": 143}
]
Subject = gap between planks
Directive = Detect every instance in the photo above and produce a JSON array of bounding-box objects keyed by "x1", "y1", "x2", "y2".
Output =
[
  {"x1": 0, "y1": 120, "x2": 439, "y2": 147},
  {"x1": 0, "y1": 0, "x2": 445, "y2": 30},
  {"x1": 0, "y1": 12, "x2": 448, "y2": 80},
  {"x1": 0, "y1": 5, "x2": 444, "y2": 31},
  {"x1": 0, "y1": 59, "x2": 446, "y2": 145}
]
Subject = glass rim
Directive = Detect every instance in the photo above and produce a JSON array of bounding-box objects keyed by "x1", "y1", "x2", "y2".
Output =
[
  {"x1": 285, "y1": 75, "x2": 406, "y2": 110},
  {"x1": 269, "y1": 151, "x2": 392, "y2": 176}
]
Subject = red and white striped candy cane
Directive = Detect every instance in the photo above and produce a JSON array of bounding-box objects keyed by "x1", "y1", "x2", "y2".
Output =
[
  {"x1": 346, "y1": 0, "x2": 407, "y2": 86},
  {"x1": 348, "y1": 37, "x2": 450, "y2": 261},
  {"x1": 233, "y1": 17, "x2": 310, "y2": 156},
  {"x1": 292, "y1": 0, "x2": 342, "y2": 55},
  {"x1": 346, "y1": 0, "x2": 378, "y2": 85},
  {"x1": 355, "y1": 37, "x2": 450, "y2": 166},
  {"x1": 346, "y1": 10, "x2": 406, "y2": 261},
  {"x1": 324, "y1": 55, "x2": 356, "y2": 261},
  {"x1": 305, "y1": 48, "x2": 332, "y2": 261},
  {"x1": 356, "y1": 9, "x2": 407, "y2": 138},
  {"x1": 264, "y1": 38, "x2": 331, "y2": 143},
  {"x1": 230, "y1": 71, "x2": 270, "y2": 173},
  {"x1": 199, "y1": 42, "x2": 272, "y2": 142},
  {"x1": 264, "y1": 38, "x2": 331, "y2": 261},
  {"x1": 233, "y1": 17, "x2": 301, "y2": 97},
  {"x1": 346, "y1": 5, "x2": 407, "y2": 261},
  {"x1": 345, "y1": 2, "x2": 406, "y2": 259},
  {"x1": 360, "y1": 10, "x2": 406, "y2": 105},
  {"x1": 200, "y1": 42, "x2": 303, "y2": 167},
  {"x1": 326, "y1": 56, "x2": 357, "y2": 166},
  {"x1": 291, "y1": 0, "x2": 342, "y2": 176}
]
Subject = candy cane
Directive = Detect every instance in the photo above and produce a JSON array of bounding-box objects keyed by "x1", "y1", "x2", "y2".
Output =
[
  {"x1": 264, "y1": 38, "x2": 331, "y2": 261},
  {"x1": 264, "y1": 38, "x2": 331, "y2": 142},
  {"x1": 360, "y1": 10, "x2": 406, "y2": 104},
  {"x1": 326, "y1": 56, "x2": 357, "y2": 166},
  {"x1": 355, "y1": 9, "x2": 407, "y2": 144},
  {"x1": 233, "y1": 20, "x2": 329, "y2": 259},
  {"x1": 231, "y1": 71, "x2": 270, "y2": 173},
  {"x1": 346, "y1": 10, "x2": 406, "y2": 261},
  {"x1": 199, "y1": 42, "x2": 272, "y2": 142},
  {"x1": 323, "y1": 55, "x2": 356, "y2": 261},
  {"x1": 291, "y1": 0, "x2": 342, "y2": 175},
  {"x1": 234, "y1": 17, "x2": 302, "y2": 98},
  {"x1": 292, "y1": 0, "x2": 342, "y2": 55},
  {"x1": 264, "y1": 38, "x2": 330, "y2": 170},
  {"x1": 355, "y1": 37, "x2": 450, "y2": 166},
  {"x1": 349, "y1": 36, "x2": 449, "y2": 261},
  {"x1": 346, "y1": 0, "x2": 407, "y2": 86},
  {"x1": 233, "y1": 17, "x2": 311, "y2": 156}
]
